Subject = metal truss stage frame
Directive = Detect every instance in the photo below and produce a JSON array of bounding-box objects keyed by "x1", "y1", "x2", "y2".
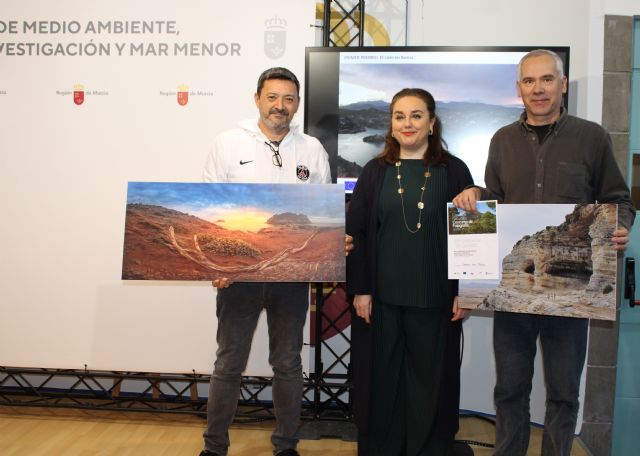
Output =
[
  {"x1": 0, "y1": 366, "x2": 350, "y2": 423},
  {"x1": 322, "y1": 0, "x2": 365, "y2": 47},
  {"x1": 0, "y1": 283, "x2": 356, "y2": 440}
]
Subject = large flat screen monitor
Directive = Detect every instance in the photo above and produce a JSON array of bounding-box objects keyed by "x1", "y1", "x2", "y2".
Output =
[{"x1": 304, "y1": 46, "x2": 570, "y2": 193}]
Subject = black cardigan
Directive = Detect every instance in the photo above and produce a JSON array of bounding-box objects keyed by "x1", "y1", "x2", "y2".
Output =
[
  {"x1": 347, "y1": 154, "x2": 473, "y2": 298},
  {"x1": 346, "y1": 155, "x2": 474, "y2": 455}
]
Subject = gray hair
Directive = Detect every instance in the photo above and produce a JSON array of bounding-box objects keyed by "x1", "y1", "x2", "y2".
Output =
[{"x1": 518, "y1": 49, "x2": 564, "y2": 80}]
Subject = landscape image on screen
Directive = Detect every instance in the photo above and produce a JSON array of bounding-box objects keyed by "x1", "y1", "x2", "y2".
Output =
[{"x1": 337, "y1": 52, "x2": 526, "y2": 187}]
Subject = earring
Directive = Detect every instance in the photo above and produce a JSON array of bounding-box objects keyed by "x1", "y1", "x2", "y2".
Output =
[{"x1": 429, "y1": 128, "x2": 433, "y2": 136}]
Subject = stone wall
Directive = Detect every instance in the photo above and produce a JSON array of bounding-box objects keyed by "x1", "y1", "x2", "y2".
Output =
[{"x1": 578, "y1": 14, "x2": 633, "y2": 456}]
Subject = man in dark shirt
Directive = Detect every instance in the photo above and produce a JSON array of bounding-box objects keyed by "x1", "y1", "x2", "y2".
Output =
[{"x1": 453, "y1": 49, "x2": 635, "y2": 456}]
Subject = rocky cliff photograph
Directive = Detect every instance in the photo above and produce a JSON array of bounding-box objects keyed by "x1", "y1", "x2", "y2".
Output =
[
  {"x1": 122, "y1": 182, "x2": 345, "y2": 282},
  {"x1": 458, "y1": 204, "x2": 618, "y2": 320}
]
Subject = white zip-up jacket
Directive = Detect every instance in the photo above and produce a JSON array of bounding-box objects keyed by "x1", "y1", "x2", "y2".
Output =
[{"x1": 202, "y1": 119, "x2": 331, "y2": 184}]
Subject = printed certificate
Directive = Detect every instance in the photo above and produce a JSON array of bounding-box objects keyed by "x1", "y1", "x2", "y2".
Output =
[{"x1": 447, "y1": 200, "x2": 499, "y2": 280}]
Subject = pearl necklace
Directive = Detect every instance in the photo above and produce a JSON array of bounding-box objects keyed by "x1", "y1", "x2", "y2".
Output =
[{"x1": 395, "y1": 160, "x2": 431, "y2": 234}]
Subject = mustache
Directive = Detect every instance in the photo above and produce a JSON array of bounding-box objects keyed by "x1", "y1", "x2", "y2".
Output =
[{"x1": 269, "y1": 107, "x2": 289, "y2": 116}]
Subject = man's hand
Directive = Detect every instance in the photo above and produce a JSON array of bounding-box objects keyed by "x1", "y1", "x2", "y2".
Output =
[
  {"x1": 353, "y1": 294, "x2": 372, "y2": 324},
  {"x1": 452, "y1": 187, "x2": 481, "y2": 212},
  {"x1": 612, "y1": 227, "x2": 630, "y2": 251},
  {"x1": 451, "y1": 296, "x2": 470, "y2": 321},
  {"x1": 212, "y1": 278, "x2": 233, "y2": 288},
  {"x1": 345, "y1": 234, "x2": 354, "y2": 256}
]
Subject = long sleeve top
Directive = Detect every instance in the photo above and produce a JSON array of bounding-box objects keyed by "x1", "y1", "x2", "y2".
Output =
[
  {"x1": 480, "y1": 109, "x2": 635, "y2": 229},
  {"x1": 346, "y1": 155, "x2": 474, "y2": 299}
]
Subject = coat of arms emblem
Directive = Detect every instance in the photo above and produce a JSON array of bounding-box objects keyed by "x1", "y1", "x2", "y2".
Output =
[{"x1": 264, "y1": 16, "x2": 286, "y2": 59}]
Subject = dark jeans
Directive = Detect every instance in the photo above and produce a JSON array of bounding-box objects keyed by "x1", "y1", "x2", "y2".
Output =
[
  {"x1": 203, "y1": 282, "x2": 309, "y2": 456},
  {"x1": 493, "y1": 311, "x2": 588, "y2": 456}
]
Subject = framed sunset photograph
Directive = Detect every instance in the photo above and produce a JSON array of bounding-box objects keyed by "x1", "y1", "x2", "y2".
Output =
[{"x1": 122, "y1": 182, "x2": 345, "y2": 282}]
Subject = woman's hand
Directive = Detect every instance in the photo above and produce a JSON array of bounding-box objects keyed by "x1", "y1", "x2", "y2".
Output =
[
  {"x1": 451, "y1": 296, "x2": 470, "y2": 321},
  {"x1": 345, "y1": 234, "x2": 354, "y2": 256},
  {"x1": 212, "y1": 278, "x2": 233, "y2": 289},
  {"x1": 354, "y1": 294, "x2": 372, "y2": 324}
]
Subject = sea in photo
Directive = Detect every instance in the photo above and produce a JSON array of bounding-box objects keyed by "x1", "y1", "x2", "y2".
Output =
[{"x1": 338, "y1": 128, "x2": 386, "y2": 169}]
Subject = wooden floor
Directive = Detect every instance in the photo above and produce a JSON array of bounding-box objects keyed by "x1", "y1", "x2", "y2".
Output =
[{"x1": 0, "y1": 406, "x2": 589, "y2": 455}]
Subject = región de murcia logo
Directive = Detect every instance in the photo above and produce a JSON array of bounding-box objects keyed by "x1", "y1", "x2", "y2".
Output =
[
  {"x1": 73, "y1": 83, "x2": 85, "y2": 105},
  {"x1": 264, "y1": 15, "x2": 286, "y2": 59},
  {"x1": 177, "y1": 85, "x2": 189, "y2": 106}
]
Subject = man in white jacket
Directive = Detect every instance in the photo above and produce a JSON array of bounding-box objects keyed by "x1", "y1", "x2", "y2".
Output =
[{"x1": 199, "y1": 67, "x2": 331, "y2": 456}]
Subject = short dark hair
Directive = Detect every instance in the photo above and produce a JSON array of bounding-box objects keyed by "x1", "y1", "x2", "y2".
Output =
[{"x1": 256, "y1": 67, "x2": 300, "y2": 96}]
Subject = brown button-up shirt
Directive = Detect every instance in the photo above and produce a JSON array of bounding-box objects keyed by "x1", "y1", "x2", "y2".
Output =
[{"x1": 480, "y1": 109, "x2": 635, "y2": 229}]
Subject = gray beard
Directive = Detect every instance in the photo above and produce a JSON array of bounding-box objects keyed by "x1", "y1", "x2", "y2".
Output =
[{"x1": 262, "y1": 116, "x2": 290, "y2": 133}]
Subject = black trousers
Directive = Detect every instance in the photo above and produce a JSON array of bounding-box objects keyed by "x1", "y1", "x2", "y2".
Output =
[{"x1": 355, "y1": 302, "x2": 453, "y2": 456}]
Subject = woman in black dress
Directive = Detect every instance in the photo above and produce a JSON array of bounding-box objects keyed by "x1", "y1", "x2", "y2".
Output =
[{"x1": 347, "y1": 88, "x2": 473, "y2": 456}]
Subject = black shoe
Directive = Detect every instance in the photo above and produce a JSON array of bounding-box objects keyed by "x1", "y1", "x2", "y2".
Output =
[
  {"x1": 199, "y1": 451, "x2": 222, "y2": 456},
  {"x1": 275, "y1": 450, "x2": 300, "y2": 456}
]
